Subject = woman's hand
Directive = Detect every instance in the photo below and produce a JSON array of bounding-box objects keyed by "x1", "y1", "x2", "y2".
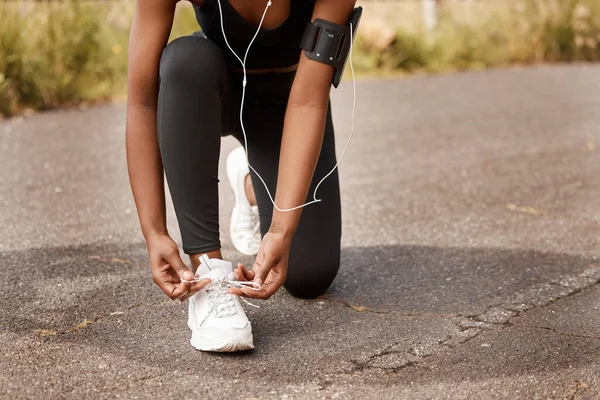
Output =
[
  {"x1": 146, "y1": 233, "x2": 211, "y2": 301},
  {"x1": 229, "y1": 229, "x2": 292, "y2": 300}
]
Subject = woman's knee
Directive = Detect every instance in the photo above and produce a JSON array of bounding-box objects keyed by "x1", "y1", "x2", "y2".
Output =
[
  {"x1": 159, "y1": 36, "x2": 227, "y2": 87},
  {"x1": 284, "y1": 259, "x2": 340, "y2": 299}
]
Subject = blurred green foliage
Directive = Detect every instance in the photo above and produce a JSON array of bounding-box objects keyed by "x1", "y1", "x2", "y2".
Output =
[
  {"x1": 0, "y1": 1, "x2": 127, "y2": 116},
  {"x1": 1, "y1": 0, "x2": 599, "y2": 117},
  {"x1": 356, "y1": 0, "x2": 600, "y2": 73}
]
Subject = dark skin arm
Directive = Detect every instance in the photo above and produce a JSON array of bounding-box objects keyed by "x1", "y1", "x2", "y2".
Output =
[
  {"x1": 127, "y1": 0, "x2": 354, "y2": 301},
  {"x1": 230, "y1": 0, "x2": 356, "y2": 299},
  {"x1": 126, "y1": 0, "x2": 209, "y2": 299}
]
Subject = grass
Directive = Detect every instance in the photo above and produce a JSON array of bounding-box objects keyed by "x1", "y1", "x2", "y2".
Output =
[
  {"x1": 0, "y1": 0, "x2": 599, "y2": 117},
  {"x1": 0, "y1": 1, "x2": 128, "y2": 116},
  {"x1": 356, "y1": 0, "x2": 600, "y2": 73}
]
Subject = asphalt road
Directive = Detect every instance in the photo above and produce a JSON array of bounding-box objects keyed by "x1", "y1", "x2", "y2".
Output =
[{"x1": 1, "y1": 65, "x2": 600, "y2": 399}]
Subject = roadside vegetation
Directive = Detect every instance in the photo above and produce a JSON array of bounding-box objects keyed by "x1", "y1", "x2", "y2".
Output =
[
  {"x1": 356, "y1": 0, "x2": 600, "y2": 72},
  {"x1": 1, "y1": 0, "x2": 599, "y2": 116}
]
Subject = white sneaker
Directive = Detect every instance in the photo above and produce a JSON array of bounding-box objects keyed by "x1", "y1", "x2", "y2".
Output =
[
  {"x1": 226, "y1": 147, "x2": 261, "y2": 255},
  {"x1": 188, "y1": 254, "x2": 254, "y2": 352}
]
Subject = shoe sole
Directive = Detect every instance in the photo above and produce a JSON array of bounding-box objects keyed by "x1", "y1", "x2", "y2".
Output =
[
  {"x1": 226, "y1": 148, "x2": 259, "y2": 256},
  {"x1": 190, "y1": 326, "x2": 254, "y2": 352}
]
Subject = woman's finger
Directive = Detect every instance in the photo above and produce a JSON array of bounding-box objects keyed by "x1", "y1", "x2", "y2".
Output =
[
  {"x1": 261, "y1": 276, "x2": 285, "y2": 298},
  {"x1": 178, "y1": 290, "x2": 194, "y2": 302},
  {"x1": 251, "y1": 259, "x2": 272, "y2": 286},
  {"x1": 227, "y1": 287, "x2": 245, "y2": 296},
  {"x1": 158, "y1": 280, "x2": 188, "y2": 300},
  {"x1": 241, "y1": 267, "x2": 285, "y2": 300},
  {"x1": 188, "y1": 278, "x2": 211, "y2": 292},
  {"x1": 234, "y1": 264, "x2": 245, "y2": 281},
  {"x1": 240, "y1": 286, "x2": 263, "y2": 299},
  {"x1": 236, "y1": 263, "x2": 255, "y2": 281},
  {"x1": 164, "y1": 250, "x2": 194, "y2": 281},
  {"x1": 177, "y1": 278, "x2": 211, "y2": 301},
  {"x1": 244, "y1": 268, "x2": 256, "y2": 281},
  {"x1": 240, "y1": 281, "x2": 278, "y2": 300},
  {"x1": 176, "y1": 288, "x2": 190, "y2": 301},
  {"x1": 241, "y1": 284, "x2": 271, "y2": 300}
]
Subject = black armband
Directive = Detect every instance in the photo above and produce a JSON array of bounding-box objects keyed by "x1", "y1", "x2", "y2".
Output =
[{"x1": 299, "y1": 7, "x2": 363, "y2": 88}]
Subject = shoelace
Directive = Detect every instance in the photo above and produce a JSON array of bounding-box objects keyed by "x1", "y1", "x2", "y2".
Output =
[
  {"x1": 208, "y1": 278, "x2": 261, "y2": 310},
  {"x1": 207, "y1": 284, "x2": 236, "y2": 317},
  {"x1": 182, "y1": 277, "x2": 261, "y2": 309}
]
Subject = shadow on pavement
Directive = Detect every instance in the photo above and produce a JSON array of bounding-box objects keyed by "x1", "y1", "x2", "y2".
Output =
[
  {"x1": 2, "y1": 242, "x2": 599, "y2": 396},
  {"x1": 2, "y1": 242, "x2": 595, "y2": 334}
]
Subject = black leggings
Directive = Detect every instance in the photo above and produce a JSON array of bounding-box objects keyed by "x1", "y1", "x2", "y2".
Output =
[{"x1": 157, "y1": 35, "x2": 342, "y2": 299}]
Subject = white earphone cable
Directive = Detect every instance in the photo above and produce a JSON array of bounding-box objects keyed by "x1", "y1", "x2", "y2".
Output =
[{"x1": 216, "y1": 0, "x2": 357, "y2": 212}]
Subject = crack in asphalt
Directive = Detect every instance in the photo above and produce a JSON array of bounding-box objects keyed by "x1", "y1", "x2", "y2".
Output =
[
  {"x1": 349, "y1": 341, "x2": 423, "y2": 373},
  {"x1": 342, "y1": 264, "x2": 600, "y2": 375},
  {"x1": 29, "y1": 263, "x2": 600, "y2": 380},
  {"x1": 508, "y1": 323, "x2": 600, "y2": 342}
]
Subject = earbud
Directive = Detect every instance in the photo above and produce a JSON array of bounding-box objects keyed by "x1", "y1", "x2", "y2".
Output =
[{"x1": 216, "y1": 0, "x2": 357, "y2": 212}]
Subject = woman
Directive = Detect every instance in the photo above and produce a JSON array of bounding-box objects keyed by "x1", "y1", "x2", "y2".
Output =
[{"x1": 126, "y1": 0, "x2": 355, "y2": 352}]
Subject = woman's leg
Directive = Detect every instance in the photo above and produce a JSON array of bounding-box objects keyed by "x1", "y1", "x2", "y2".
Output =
[
  {"x1": 246, "y1": 101, "x2": 342, "y2": 299},
  {"x1": 157, "y1": 35, "x2": 229, "y2": 264}
]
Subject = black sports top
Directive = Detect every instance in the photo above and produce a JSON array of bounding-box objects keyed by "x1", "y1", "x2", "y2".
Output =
[{"x1": 193, "y1": 0, "x2": 315, "y2": 69}]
